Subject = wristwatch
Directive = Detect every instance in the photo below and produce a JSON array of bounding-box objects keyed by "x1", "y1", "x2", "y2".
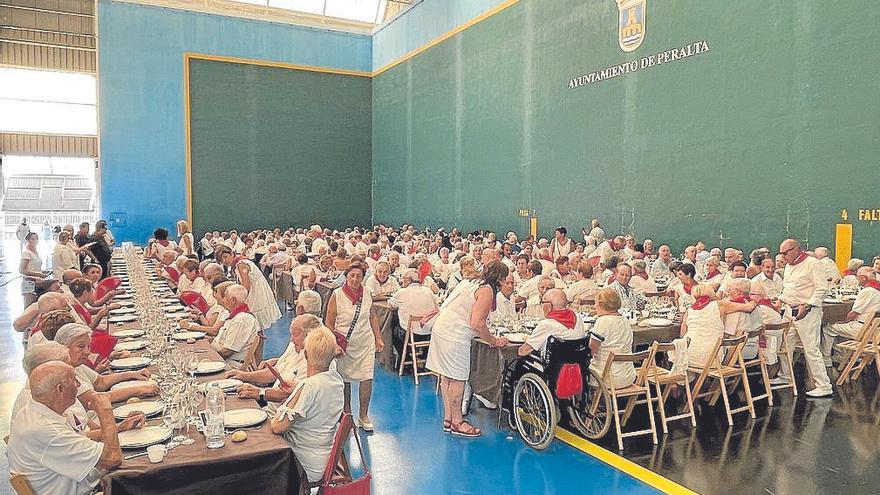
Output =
[{"x1": 258, "y1": 388, "x2": 266, "y2": 402}]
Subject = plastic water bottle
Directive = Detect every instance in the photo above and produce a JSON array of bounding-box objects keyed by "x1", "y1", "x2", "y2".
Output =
[{"x1": 205, "y1": 382, "x2": 225, "y2": 449}]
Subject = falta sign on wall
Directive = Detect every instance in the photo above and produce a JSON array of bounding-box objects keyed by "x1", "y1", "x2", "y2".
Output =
[{"x1": 567, "y1": 0, "x2": 710, "y2": 89}]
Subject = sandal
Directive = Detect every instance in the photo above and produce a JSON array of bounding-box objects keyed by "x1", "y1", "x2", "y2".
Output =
[
  {"x1": 443, "y1": 420, "x2": 452, "y2": 432},
  {"x1": 450, "y1": 421, "x2": 482, "y2": 438}
]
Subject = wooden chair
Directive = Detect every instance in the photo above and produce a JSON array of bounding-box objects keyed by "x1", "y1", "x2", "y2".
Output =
[
  {"x1": 835, "y1": 315, "x2": 880, "y2": 385},
  {"x1": 764, "y1": 321, "x2": 797, "y2": 396},
  {"x1": 689, "y1": 334, "x2": 756, "y2": 426},
  {"x1": 645, "y1": 342, "x2": 696, "y2": 434},
  {"x1": 602, "y1": 350, "x2": 658, "y2": 450},
  {"x1": 240, "y1": 332, "x2": 263, "y2": 372},
  {"x1": 729, "y1": 327, "x2": 774, "y2": 407},
  {"x1": 4, "y1": 437, "x2": 35, "y2": 495},
  {"x1": 397, "y1": 315, "x2": 435, "y2": 385}
]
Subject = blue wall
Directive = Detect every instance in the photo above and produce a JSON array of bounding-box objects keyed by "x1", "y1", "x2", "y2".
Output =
[
  {"x1": 372, "y1": 0, "x2": 509, "y2": 70},
  {"x1": 97, "y1": 0, "x2": 371, "y2": 242}
]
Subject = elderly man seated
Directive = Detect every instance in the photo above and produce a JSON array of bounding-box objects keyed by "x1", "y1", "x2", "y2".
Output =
[
  {"x1": 752, "y1": 258, "x2": 783, "y2": 297},
  {"x1": 15, "y1": 292, "x2": 71, "y2": 349},
  {"x1": 230, "y1": 315, "x2": 326, "y2": 410},
  {"x1": 747, "y1": 282, "x2": 788, "y2": 368},
  {"x1": 628, "y1": 260, "x2": 658, "y2": 294},
  {"x1": 649, "y1": 244, "x2": 674, "y2": 279},
  {"x1": 607, "y1": 264, "x2": 647, "y2": 312},
  {"x1": 565, "y1": 262, "x2": 598, "y2": 305},
  {"x1": 295, "y1": 289, "x2": 323, "y2": 317},
  {"x1": 518, "y1": 289, "x2": 586, "y2": 357},
  {"x1": 514, "y1": 260, "x2": 545, "y2": 316},
  {"x1": 7, "y1": 361, "x2": 122, "y2": 495},
  {"x1": 717, "y1": 260, "x2": 748, "y2": 298},
  {"x1": 212, "y1": 284, "x2": 260, "y2": 369},
  {"x1": 364, "y1": 261, "x2": 399, "y2": 301},
  {"x1": 389, "y1": 269, "x2": 438, "y2": 357},
  {"x1": 491, "y1": 273, "x2": 516, "y2": 319},
  {"x1": 822, "y1": 266, "x2": 880, "y2": 366},
  {"x1": 723, "y1": 278, "x2": 763, "y2": 358}
]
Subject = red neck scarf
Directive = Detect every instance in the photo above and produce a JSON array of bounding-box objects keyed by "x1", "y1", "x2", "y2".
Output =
[
  {"x1": 691, "y1": 296, "x2": 712, "y2": 310},
  {"x1": 342, "y1": 283, "x2": 364, "y2": 304},
  {"x1": 789, "y1": 252, "x2": 808, "y2": 266},
  {"x1": 683, "y1": 281, "x2": 696, "y2": 294},
  {"x1": 369, "y1": 251, "x2": 381, "y2": 261},
  {"x1": 730, "y1": 295, "x2": 749, "y2": 304},
  {"x1": 757, "y1": 298, "x2": 775, "y2": 307},
  {"x1": 634, "y1": 272, "x2": 649, "y2": 280},
  {"x1": 864, "y1": 280, "x2": 880, "y2": 292},
  {"x1": 30, "y1": 314, "x2": 46, "y2": 335},
  {"x1": 547, "y1": 309, "x2": 577, "y2": 329},
  {"x1": 607, "y1": 275, "x2": 615, "y2": 285},
  {"x1": 706, "y1": 269, "x2": 721, "y2": 280},
  {"x1": 157, "y1": 240, "x2": 169, "y2": 247},
  {"x1": 73, "y1": 302, "x2": 92, "y2": 325},
  {"x1": 231, "y1": 255, "x2": 247, "y2": 267},
  {"x1": 229, "y1": 304, "x2": 251, "y2": 319},
  {"x1": 843, "y1": 270, "x2": 855, "y2": 276}
]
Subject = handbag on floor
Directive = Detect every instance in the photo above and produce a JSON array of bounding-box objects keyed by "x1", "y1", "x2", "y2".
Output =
[{"x1": 312, "y1": 413, "x2": 372, "y2": 495}]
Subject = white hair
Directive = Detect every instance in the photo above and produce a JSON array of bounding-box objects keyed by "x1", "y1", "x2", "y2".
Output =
[
  {"x1": 54, "y1": 323, "x2": 92, "y2": 346},
  {"x1": 23, "y1": 342, "x2": 69, "y2": 374},
  {"x1": 728, "y1": 278, "x2": 751, "y2": 294},
  {"x1": 30, "y1": 361, "x2": 73, "y2": 400},
  {"x1": 304, "y1": 327, "x2": 337, "y2": 370},
  {"x1": 297, "y1": 290, "x2": 322, "y2": 316},
  {"x1": 225, "y1": 284, "x2": 248, "y2": 303}
]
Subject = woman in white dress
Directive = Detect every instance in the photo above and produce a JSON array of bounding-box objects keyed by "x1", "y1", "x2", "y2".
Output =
[
  {"x1": 177, "y1": 219, "x2": 195, "y2": 257},
  {"x1": 324, "y1": 262, "x2": 382, "y2": 431},
  {"x1": 680, "y1": 284, "x2": 756, "y2": 367},
  {"x1": 549, "y1": 226, "x2": 573, "y2": 260},
  {"x1": 426, "y1": 261, "x2": 509, "y2": 438},
  {"x1": 19, "y1": 232, "x2": 46, "y2": 306},
  {"x1": 270, "y1": 327, "x2": 344, "y2": 486},
  {"x1": 52, "y1": 231, "x2": 79, "y2": 281},
  {"x1": 669, "y1": 263, "x2": 698, "y2": 310},
  {"x1": 216, "y1": 245, "x2": 282, "y2": 330},
  {"x1": 588, "y1": 288, "x2": 637, "y2": 389}
]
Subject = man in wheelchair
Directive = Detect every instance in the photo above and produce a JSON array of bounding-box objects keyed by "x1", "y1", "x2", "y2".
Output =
[{"x1": 501, "y1": 289, "x2": 612, "y2": 449}]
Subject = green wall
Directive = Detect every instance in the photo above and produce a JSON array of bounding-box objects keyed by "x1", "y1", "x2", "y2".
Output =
[
  {"x1": 190, "y1": 59, "x2": 372, "y2": 234},
  {"x1": 371, "y1": 0, "x2": 880, "y2": 257}
]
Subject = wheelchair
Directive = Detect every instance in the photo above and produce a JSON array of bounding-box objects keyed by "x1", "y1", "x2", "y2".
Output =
[{"x1": 499, "y1": 336, "x2": 612, "y2": 450}]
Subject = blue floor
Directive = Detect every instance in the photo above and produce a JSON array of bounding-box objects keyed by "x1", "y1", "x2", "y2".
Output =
[{"x1": 261, "y1": 314, "x2": 659, "y2": 495}]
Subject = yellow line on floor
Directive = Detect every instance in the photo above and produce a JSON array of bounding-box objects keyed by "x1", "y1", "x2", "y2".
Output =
[{"x1": 554, "y1": 428, "x2": 699, "y2": 495}]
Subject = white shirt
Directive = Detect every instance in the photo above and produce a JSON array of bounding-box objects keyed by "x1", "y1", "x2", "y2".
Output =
[
  {"x1": 12, "y1": 383, "x2": 90, "y2": 435},
  {"x1": 201, "y1": 237, "x2": 215, "y2": 257},
  {"x1": 7, "y1": 401, "x2": 103, "y2": 495},
  {"x1": 364, "y1": 275, "x2": 400, "y2": 298},
  {"x1": 275, "y1": 343, "x2": 307, "y2": 384},
  {"x1": 852, "y1": 286, "x2": 880, "y2": 322},
  {"x1": 781, "y1": 256, "x2": 829, "y2": 307},
  {"x1": 588, "y1": 314, "x2": 637, "y2": 389},
  {"x1": 213, "y1": 311, "x2": 259, "y2": 367},
  {"x1": 389, "y1": 284, "x2": 437, "y2": 335},
  {"x1": 516, "y1": 275, "x2": 542, "y2": 315},
  {"x1": 820, "y1": 257, "x2": 840, "y2": 283},
  {"x1": 275, "y1": 370, "x2": 344, "y2": 482},
  {"x1": 565, "y1": 279, "x2": 598, "y2": 303},
  {"x1": 591, "y1": 241, "x2": 618, "y2": 264},
  {"x1": 628, "y1": 274, "x2": 658, "y2": 294},
  {"x1": 752, "y1": 271, "x2": 783, "y2": 296},
  {"x1": 525, "y1": 315, "x2": 585, "y2": 356},
  {"x1": 491, "y1": 292, "x2": 516, "y2": 319}
]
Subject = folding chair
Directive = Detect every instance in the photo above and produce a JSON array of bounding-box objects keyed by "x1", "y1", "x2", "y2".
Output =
[
  {"x1": 398, "y1": 315, "x2": 435, "y2": 385},
  {"x1": 766, "y1": 322, "x2": 797, "y2": 396},
  {"x1": 645, "y1": 342, "x2": 696, "y2": 434},
  {"x1": 306, "y1": 413, "x2": 371, "y2": 495},
  {"x1": 835, "y1": 315, "x2": 880, "y2": 385},
  {"x1": 240, "y1": 332, "x2": 264, "y2": 372},
  {"x1": 690, "y1": 334, "x2": 756, "y2": 426},
  {"x1": 728, "y1": 327, "x2": 774, "y2": 407},
  {"x1": 602, "y1": 350, "x2": 658, "y2": 450}
]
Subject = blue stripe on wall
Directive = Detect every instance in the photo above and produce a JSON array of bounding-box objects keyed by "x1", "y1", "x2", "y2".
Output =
[
  {"x1": 372, "y1": 0, "x2": 509, "y2": 70},
  {"x1": 97, "y1": 0, "x2": 371, "y2": 242}
]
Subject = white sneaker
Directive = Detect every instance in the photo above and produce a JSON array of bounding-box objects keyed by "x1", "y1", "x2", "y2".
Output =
[
  {"x1": 806, "y1": 388, "x2": 833, "y2": 399},
  {"x1": 769, "y1": 376, "x2": 790, "y2": 386},
  {"x1": 473, "y1": 394, "x2": 498, "y2": 410}
]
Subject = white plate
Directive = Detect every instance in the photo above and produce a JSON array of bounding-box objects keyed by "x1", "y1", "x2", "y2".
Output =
[
  {"x1": 843, "y1": 295, "x2": 857, "y2": 301},
  {"x1": 172, "y1": 331, "x2": 206, "y2": 341},
  {"x1": 204, "y1": 378, "x2": 243, "y2": 391},
  {"x1": 113, "y1": 400, "x2": 165, "y2": 420},
  {"x1": 109, "y1": 315, "x2": 139, "y2": 323},
  {"x1": 159, "y1": 298, "x2": 180, "y2": 304},
  {"x1": 111, "y1": 379, "x2": 155, "y2": 392},
  {"x1": 113, "y1": 294, "x2": 133, "y2": 300},
  {"x1": 112, "y1": 328, "x2": 145, "y2": 338},
  {"x1": 195, "y1": 360, "x2": 226, "y2": 375},
  {"x1": 639, "y1": 318, "x2": 674, "y2": 327},
  {"x1": 110, "y1": 307, "x2": 137, "y2": 315},
  {"x1": 118, "y1": 425, "x2": 172, "y2": 449},
  {"x1": 224, "y1": 408, "x2": 268, "y2": 428},
  {"x1": 115, "y1": 339, "x2": 147, "y2": 351},
  {"x1": 823, "y1": 298, "x2": 843, "y2": 304},
  {"x1": 503, "y1": 332, "x2": 530, "y2": 344},
  {"x1": 110, "y1": 356, "x2": 151, "y2": 370},
  {"x1": 163, "y1": 305, "x2": 186, "y2": 312},
  {"x1": 114, "y1": 300, "x2": 135, "y2": 307}
]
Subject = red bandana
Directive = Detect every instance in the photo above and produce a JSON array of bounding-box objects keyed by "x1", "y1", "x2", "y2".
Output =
[
  {"x1": 157, "y1": 240, "x2": 169, "y2": 247},
  {"x1": 864, "y1": 280, "x2": 880, "y2": 292},
  {"x1": 231, "y1": 255, "x2": 247, "y2": 267},
  {"x1": 730, "y1": 295, "x2": 749, "y2": 304},
  {"x1": 843, "y1": 270, "x2": 855, "y2": 277},
  {"x1": 342, "y1": 283, "x2": 364, "y2": 304},
  {"x1": 706, "y1": 269, "x2": 721, "y2": 280},
  {"x1": 547, "y1": 309, "x2": 577, "y2": 329},
  {"x1": 789, "y1": 252, "x2": 808, "y2": 266},
  {"x1": 229, "y1": 304, "x2": 251, "y2": 319},
  {"x1": 73, "y1": 302, "x2": 92, "y2": 325},
  {"x1": 683, "y1": 282, "x2": 696, "y2": 295},
  {"x1": 757, "y1": 298, "x2": 775, "y2": 307},
  {"x1": 634, "y1": 272, "x2": 649, "y2": 280},
  {"x1": 691, "y1": 296, "x2": 712, "y2": 310},
  {"x1": 370, "y1": 251, "x2": 381, "y2": 261}
]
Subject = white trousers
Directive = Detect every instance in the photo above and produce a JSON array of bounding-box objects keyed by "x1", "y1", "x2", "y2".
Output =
[
  {"x1": 778, "y1": 308, "x2": 832, "y2": 392},
  {"x1": 821, "y1": 320, "x2": 862, "y2": 360}
]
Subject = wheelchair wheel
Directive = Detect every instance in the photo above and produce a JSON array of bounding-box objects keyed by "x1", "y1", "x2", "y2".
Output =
[
  {"x1": 513, "y1": 373, "x2": 558, "y2": 450},
  {"x1": 568, "y1": 369, "x2": 611, "y2": 440}
]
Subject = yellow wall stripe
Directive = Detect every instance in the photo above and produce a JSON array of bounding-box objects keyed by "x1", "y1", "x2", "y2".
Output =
[
  {"x1": 184, "y1": 52, "x2": 371, "y2": 77},
  {"x1": 834, "y1": 223, "x2": 852, "y2": 274},
  {"x1": 183, "y1": 55, "x2": 193, "y2": 226},
  {"x1": 555, "y1": 428, "x2": 700, "y2": 495},
  {"x1": 371, "y1": 0, "x2": 520, "y2": 77}
]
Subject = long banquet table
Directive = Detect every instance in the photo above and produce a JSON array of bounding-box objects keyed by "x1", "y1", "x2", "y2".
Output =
[{"x1": 101, "y1": 320, "x2": 299, "y2": 494}]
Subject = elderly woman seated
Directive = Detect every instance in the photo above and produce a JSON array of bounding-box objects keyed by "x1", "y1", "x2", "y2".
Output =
[
  {"x1": 588, "y1": 289, "x2": 637, "y2": 389},
  {"x1": 7, "y1": 361, "x2": 123, "y2": 495},
  {"x1": 230, "y1": 315, "x2": 326, "y2": 408},
  {"x1": 54, "y1": 323, "x2": 157, "y2": 403},
  {"x1": 179, "y1": 281, "x2": 232, "y2": 337},
  {"x1": 68, "y1": 278, "x2": 115, "y2": 331},
  {"x1": 211, "y1": 284, "x2": 260, "y2": 369},
  {"x1": 270, "y1": 327, "x2": 344, "y2": 485}
]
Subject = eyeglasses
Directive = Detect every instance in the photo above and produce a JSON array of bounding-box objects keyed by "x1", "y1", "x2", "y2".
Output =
[{"x1": 780, "y1": 247, "x2": 797, "y2": 256}]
